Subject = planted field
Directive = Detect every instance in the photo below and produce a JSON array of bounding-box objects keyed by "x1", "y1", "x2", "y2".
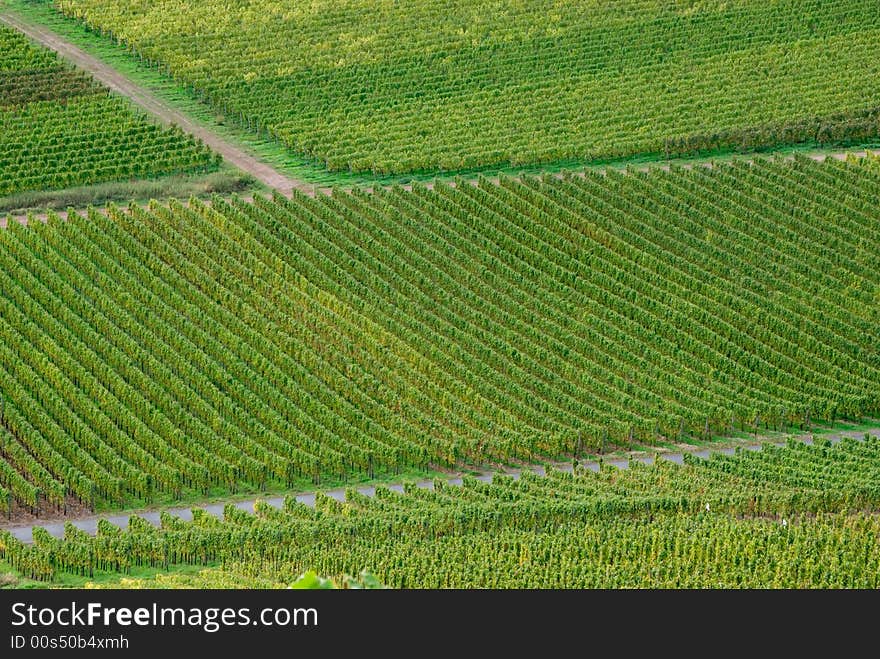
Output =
[
  {"x1": 0, "y1": 23, "x2": 218, "y2": 197},
  {"x1": 0, "y1": 155, "x2": 878, "y2": 516},
  {"x1": 52, "y1": 0, "x2": 880, "y2": 175},
  {"x1": 4, "y1": 437, "x2": 880, "y2": 587}
]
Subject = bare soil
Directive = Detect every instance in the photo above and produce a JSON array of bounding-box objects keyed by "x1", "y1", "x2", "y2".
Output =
[
  {"x1": 4, "y1": 495, "x2": 93, "y2": 527},
  {"x1": 2, "y1": 9, "x2": 876, "y2": 228}
]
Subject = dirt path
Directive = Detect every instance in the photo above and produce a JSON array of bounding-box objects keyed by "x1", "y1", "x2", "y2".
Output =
[
  {"x1": 3, "y1": 7, "x2": 878, "y2": 223},
  {"x1": 3, "y1": 9, "x2": 879, "y2": 228},
  {"x1": 4, "y1": 427, "x2": 878, "y2": 544},
  {"x1": 0, "y1": 11, "x2": 313, "y2": 198}
]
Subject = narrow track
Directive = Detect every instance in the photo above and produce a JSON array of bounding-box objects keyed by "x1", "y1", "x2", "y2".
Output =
[
  {"x1": 1, "y1": 9, "x2": 877, "y2": 228},
  {"x1": 0, "y1": 10, "x2": 313, "y2": 198},
  {"x1": 5, "y1": 428, "x2": 878, "y2": 544},
  {"x1": 2, "y1": 10, "x2": 880, "y2": 544}
]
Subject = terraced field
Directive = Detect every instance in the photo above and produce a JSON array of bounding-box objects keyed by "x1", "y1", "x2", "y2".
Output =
[
  {"x1": 0, "y1": 155, "x2": 878, "y2": 516},
  {"x1": 0, "y1": 22, "x2": 218, "y2": 197},
  {"x1": 51, "y1": 0, "x2": 880, "y2": 174}
]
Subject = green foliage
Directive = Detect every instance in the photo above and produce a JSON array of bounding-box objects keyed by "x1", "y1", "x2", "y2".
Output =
[
  {"x1": 53, "y1": 0, "x2": 880, "y2": 174},
  {"x1": 5, "y1": 438, "x2": 880, "y2": 587},
  {"x1": 0, "y1": 155, "x2": 878, "y2": 513},
  {"x1": 0, "y1": 169, "x2": 256, "y2": 216},
  {"x1": 0, "y1": 24, "x2": 217, "y2": 197},
  {"x1": 288, "y1": 570, "x2": 334, "y2": 590},
  {"x1": 343, "y1": 570, "x2": 386, "y2": 590}
]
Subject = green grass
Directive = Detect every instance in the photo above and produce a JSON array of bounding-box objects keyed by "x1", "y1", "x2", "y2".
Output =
[
  {"x1": 0, "y1": 557, "x2": 224, "y2": 589},
  {"x1": 4, "y1": 0, "x2": 878, "y2": 189},
  {"x1": 0, "y1": 12, "x2": 219, "y2": 198},
  {"x1": 0, "y1": 166, "x2": 258, "y2": 215},
  {"x1": 29, "y1": 0, "x2": 880, "y2": 177},
  {"x1": 3, "y1": 0, "x2": 383, "y2": 187}
]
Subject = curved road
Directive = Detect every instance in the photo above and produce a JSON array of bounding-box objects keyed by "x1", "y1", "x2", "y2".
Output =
[{"x1": 4, "y1": 428, "x2": 878, "y2": 543}]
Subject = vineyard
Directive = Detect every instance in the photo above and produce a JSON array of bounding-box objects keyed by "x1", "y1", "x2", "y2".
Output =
[
  {"x1": 49, "y1": 0, "x2": 880, "y2": 175},
  {"x1": 4, "y1": 436, "x2": 880, "y2": 587},
  {"x1": 0, "y1": 155, "x2": 878, "y2": 517},
  {"x1": 0, "y1": 23, "x2": 218, "y2": 197}
]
